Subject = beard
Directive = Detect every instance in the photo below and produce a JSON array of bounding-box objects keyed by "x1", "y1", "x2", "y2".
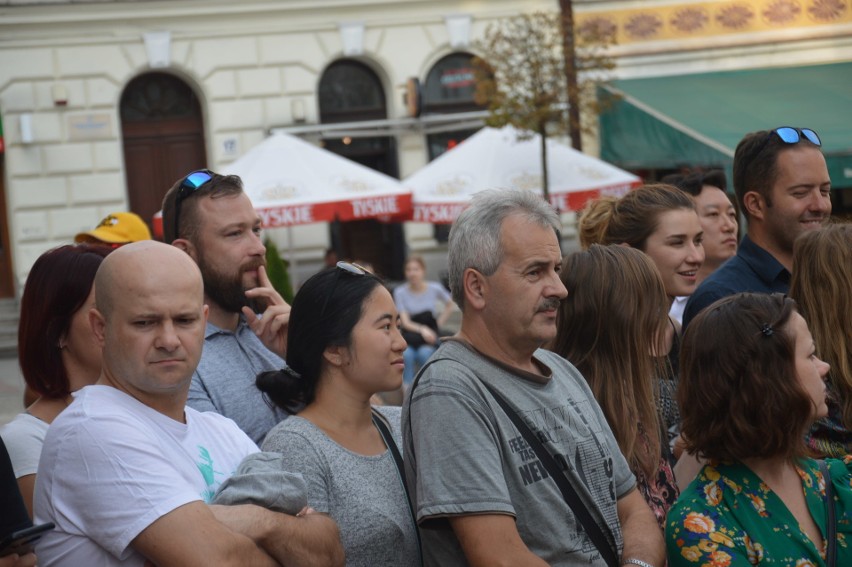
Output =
[{"x1": 197, "y1": 252, "x2": 265, "y2": 314}]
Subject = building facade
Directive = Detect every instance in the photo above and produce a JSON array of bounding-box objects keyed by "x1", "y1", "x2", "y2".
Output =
[{"x1": 0, "y1": 0, "x2": 850, "y2": 292}]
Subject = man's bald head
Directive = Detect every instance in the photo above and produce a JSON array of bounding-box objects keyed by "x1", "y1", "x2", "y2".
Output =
[{"x1": 95, "y1": 241, "x2": 203, "y2": 319}]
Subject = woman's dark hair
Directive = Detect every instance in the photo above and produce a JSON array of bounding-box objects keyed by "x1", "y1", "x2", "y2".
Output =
[
  {"x1": 19, "y1": 244, "x2": 113, "y2": 398},
  {"x1": 256, "y1": 266, "x2": 384, "y2": 412},
  {"x1": 679, "y1": 292, "x2": 813, "y2": 462}
]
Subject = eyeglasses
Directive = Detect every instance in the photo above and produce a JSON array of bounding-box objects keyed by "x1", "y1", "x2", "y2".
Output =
[
  {"x1": 173, "y1": 169, "x2": 214, "y2": 240},
  {"x1": 740, "y1": 127, "x2": 821, "y2": 177},
  {"x1": 318, "y1": 261, "x2": 369, "y2": 320}
]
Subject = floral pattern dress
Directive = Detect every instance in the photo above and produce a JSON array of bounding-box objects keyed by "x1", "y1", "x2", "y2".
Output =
[
  {"x1": 806, "y1": 379, "x2": 852, "y2": 458},
  {"x1": 635, "y1": 424, "x2": 679, "y2": 528},
  {"x1": 666, "y1": 458, "x2": 852, "y2": 566}
]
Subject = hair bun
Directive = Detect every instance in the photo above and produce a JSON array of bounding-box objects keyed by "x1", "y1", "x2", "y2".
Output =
[{"x1": 281, "y1": 365, "x2": 302, "y2": 379}]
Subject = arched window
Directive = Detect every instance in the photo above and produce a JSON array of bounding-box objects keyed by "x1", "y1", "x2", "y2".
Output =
[
  {"x1": 422, "y1": 53, "x2": 485, "y2": 241},
  {"x1": 319, "y1": 60, "x2": 386, "y2": 123},
  {"x1": 422, "y1": 52, "x2": 482, "y2": 115},
  {"x1": 422, "y1": 53, "x2": 485, "y2": 161},
  {"x1": 121, "y1": 72, "x2": 201, "y2": 122}
]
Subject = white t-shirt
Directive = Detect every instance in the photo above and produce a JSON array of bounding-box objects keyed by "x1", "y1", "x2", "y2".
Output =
[
  {"x1": 1, "y1": 412, "x2": 49, "y2": 478},
  {"x1": 34, "y1": 385, "x2": 259, "y2": 567}
]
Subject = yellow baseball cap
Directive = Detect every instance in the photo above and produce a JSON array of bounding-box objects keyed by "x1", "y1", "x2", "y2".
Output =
[{"x1": 74, "y1": 212, "x2": 152, "y2": 244}]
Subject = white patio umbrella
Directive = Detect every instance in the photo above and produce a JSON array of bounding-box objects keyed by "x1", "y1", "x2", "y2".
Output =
[
  {"x1": 405, "y1": 125, "x2": 641, "y2": 223},
  {"x1": 222, "y1": 132, "x2": 412, "y2": 227}
]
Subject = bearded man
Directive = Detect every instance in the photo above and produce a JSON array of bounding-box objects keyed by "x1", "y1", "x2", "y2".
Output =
[{"x1": 162, "y1": 170, "x2": 291, "y2": 444}]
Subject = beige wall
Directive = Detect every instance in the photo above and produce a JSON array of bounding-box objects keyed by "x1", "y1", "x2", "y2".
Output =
[{"x1": 0, "y1": 0, "x2": 850, "y2": 288}]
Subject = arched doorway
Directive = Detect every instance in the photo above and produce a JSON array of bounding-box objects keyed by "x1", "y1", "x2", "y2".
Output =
[
  {"x1": 120, "y1": 72, "x2": 207, "y2": 235},
  {"x1": 423, "y1": 52, "x2": 485, "y2": 242},
  {"x1": 318, "y1": 60, "x2": 404, "y2": 280}
]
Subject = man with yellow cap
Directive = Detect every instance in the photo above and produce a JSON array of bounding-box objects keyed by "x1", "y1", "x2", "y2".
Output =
[{"x1": 74, "y1": 212, "x2": 152, "y2": 246}]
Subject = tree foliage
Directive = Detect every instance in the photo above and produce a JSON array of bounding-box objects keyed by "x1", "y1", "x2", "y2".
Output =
[
  {"x1": 264, "y1": 237, "x2": 294, "y2": 304},
  {"x1": 473, "y1": 10, "x2": 617, "y2": 200}
]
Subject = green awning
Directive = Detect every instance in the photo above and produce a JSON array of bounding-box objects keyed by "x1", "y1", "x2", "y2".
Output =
[{"x1": 599, "y1": 62, "x2": 852, "y2": 187}]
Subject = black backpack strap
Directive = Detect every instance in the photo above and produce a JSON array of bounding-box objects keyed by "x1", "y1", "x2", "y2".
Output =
[
  {"x1": 406, "y1": 356, "x2": 619, "y2": 567},
  {"x1": 372, "y1": 408, "x2": 422, "y2": 563},
  {"x1": 478, "y1": 380, "x2": 620, "y2": 567}
]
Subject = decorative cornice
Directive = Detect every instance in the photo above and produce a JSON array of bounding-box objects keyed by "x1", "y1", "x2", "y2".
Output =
[{"x1": 577, "y1": 0, "x2": 850, "y2": 45}]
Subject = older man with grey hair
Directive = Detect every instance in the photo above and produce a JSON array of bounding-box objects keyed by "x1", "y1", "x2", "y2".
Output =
[{"x1": 403, "y1": 189, "x2": 664, "y2": 567}]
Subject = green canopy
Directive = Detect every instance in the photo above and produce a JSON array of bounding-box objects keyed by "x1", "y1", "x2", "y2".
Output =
[{"x1": 599, "y1": 61, "x2": 852, "y2": 187}]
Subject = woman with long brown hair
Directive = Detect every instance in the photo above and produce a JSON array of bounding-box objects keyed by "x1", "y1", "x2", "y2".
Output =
[
  {"x1": 578, "y1": 184, "x2": 704, "y2": 449},
  {"x1": 790, "y1": 223, "x2": 852, "y2": 457},
  {"x1": 552, "y1": 244, "x2": 677, "y2": 526}
]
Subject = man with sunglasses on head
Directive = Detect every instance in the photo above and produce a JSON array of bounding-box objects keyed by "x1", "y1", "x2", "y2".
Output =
[
  {"x1": 683, "y1": 127, "x2": 831, "y2": 329},
  {"x1": 161, "y1": 170, "x2": 291, "y2": 444}
]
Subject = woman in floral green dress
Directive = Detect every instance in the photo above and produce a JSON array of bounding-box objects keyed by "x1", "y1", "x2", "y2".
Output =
[{"x1": 666, "y1": 293, "x2": 851, "y2": 566}]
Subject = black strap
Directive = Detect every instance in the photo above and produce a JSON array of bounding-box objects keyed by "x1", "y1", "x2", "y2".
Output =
[
  {"x1": 818, "y1": 460, "x2": 836, "y2": 567},
  {"x1": 372, "y1": 409, "x2": 422, "y2": 563},
  {"x1": 477, "y1": 381, "x2": 620, "y2": 567},
  {"x1": 406, "y1": 357, "x2": 620, "y2": 566}
]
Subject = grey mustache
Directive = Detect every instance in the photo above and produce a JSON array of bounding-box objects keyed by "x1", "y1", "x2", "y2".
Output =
[{"x1": 537, "y1": 298, "x2": 561, "y2": 312}]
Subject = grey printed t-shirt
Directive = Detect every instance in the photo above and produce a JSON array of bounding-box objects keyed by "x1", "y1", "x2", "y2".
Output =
[
  {"x1": 262, "y1": 406, "x2": 420, "y2": 567},
  {"x1": 188, "y1": 319, "x2": 289, "y2": 445},
  {"x1": 402, "y1": 340, "x2": 635, "y2": 566}
]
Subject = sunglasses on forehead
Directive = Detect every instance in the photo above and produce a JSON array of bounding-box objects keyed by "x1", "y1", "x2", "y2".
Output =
[
  {"x1": 318, "y1": 261, "x2": 371, "y2": 320},
  {"x1": 741, "y1": 127, "x2": 821, "y2": 176},
  {"x1": 173, "y1": 169, "x2": 214, "y2": 240},
  {"x1": 771, "y1": 127, "x2": 821, "y2": 146}
]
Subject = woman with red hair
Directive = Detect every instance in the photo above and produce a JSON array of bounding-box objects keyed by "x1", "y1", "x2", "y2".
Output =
[{"x1": 0, "y1": 244, "x2": 111, "y2": 518}]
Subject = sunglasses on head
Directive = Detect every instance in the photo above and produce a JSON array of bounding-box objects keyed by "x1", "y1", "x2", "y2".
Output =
[
  {"x1": 771, "y1": 127, "x2": 821, "y2": 146},
  {"x1": 741, "y1": 127, "x2": 821, "y2": 176},
  {"x1": 173, "y1": 169, "x2": 214, "y2": 240},
  {"x1": 318, "y1": 261, "x2": 370, "y2": 320}
]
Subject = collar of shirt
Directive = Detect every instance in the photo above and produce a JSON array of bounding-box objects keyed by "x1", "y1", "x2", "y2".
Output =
[
  {"x1": 204, "y1": 315, "x2": 250, "y2": 339},
  {"x1": 738, "y1": 234, "x2": 790, "y2": 287}
]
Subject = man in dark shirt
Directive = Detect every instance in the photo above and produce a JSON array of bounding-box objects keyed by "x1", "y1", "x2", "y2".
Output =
[{"x1": 683, "y1": 127, "x2": 831, "y2": 328}]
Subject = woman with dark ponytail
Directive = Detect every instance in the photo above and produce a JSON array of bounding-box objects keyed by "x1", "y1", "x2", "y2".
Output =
[{"x1": 256, "y1": 262, "x2": 420, "y2": 567}]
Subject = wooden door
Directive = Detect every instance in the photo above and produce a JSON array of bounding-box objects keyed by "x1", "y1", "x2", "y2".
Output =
[{"x1": 120, "y1": 73, "x2": 206, "y2": 235}]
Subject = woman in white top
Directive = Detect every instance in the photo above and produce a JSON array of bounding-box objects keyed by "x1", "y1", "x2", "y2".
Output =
[{"x1": 0, "y1": 244, "x2": 112, "y2": 518}]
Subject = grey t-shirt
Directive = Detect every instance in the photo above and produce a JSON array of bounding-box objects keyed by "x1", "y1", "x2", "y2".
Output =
[
  {"x1": 188, "y1": 319, "x2": 289, "y2": 445},
  {"x1": 262, "y1": 406, "x2": 420, "y2": 567},
  {"x1": 402, "y1": 340, "x2": 635, "y2": 566},
  {"x1": 393, "y1": 282, "x2": 451, "y2": 316}
]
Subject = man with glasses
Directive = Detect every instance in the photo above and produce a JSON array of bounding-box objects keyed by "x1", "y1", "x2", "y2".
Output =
[
  {"x1": 161, "y1": 170, "x2": 291, "y2": 444},
  {"x1": 683, "y1": 127, "x2": 831, "y2": 328}
]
